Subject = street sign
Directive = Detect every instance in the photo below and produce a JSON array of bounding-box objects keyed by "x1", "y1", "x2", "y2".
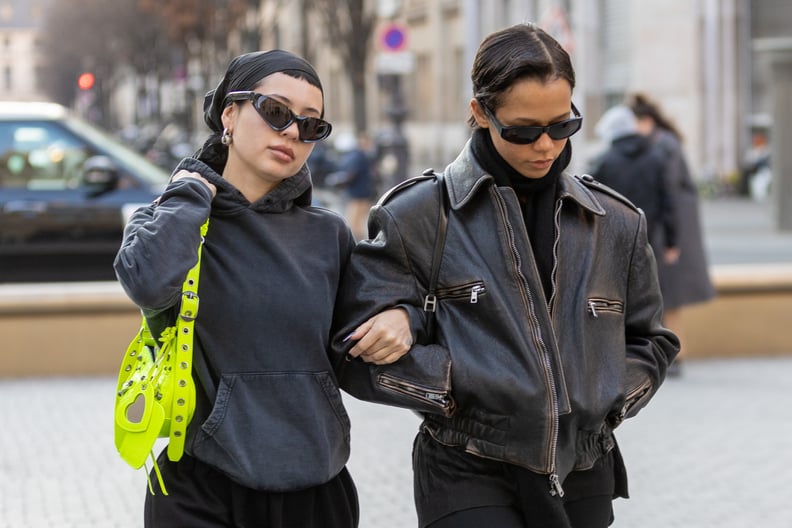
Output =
[
  {"x1": 375, "y1": 51, "x2": 415, "y2": 74},
  {"x1": 381, "y1": 23, "x2": 407, "y2": 51},
  {"x1": 377, "y1": 22, "x2": 412, "y2": 74}
]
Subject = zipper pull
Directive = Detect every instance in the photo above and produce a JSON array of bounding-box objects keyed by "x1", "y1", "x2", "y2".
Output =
[
  {"x1": 588, "y1": 300, "x2": 598, "y2": 318},
  {"x1": 549, "y1": 473, "x2": 565, "y2": 497},
  {"x1": 470, "y1": 285, "x2": 482, "y2": 303}
]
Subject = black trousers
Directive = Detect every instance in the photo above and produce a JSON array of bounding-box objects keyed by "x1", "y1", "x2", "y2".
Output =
[
  {"x1": 426, "y1": 496, "x2": 614, "y2": 528},
  {"x1": 144, "y1": 450, "x2": 359, "y2": 528},
  {"x1": 415, "y1": 432, "x2": 617, "y2": 528}
]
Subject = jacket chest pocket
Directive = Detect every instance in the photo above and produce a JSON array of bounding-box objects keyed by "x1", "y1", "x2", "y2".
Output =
[
  {"x1": 586, "y1": 297, "x2": 624, "y2": 318},
  {"x1": 436, "y1": 281, "x2": 487, "y2": 304}
]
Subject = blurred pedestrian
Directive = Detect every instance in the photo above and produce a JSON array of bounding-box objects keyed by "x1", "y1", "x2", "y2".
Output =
[
  {"x1": 591, "y1": 104, "x2": 680, "y2": 273},
  {"x1": 306, "y1": 140, "x2": 339, "y2": 189},
  {"x1": 334, "y1": 24, "x2": 679, "y2": 528},
  {"x1": 740, "y1": 130, "x2": 772, "y2": 200},
  {"x1": 332, "y1": 131, "x2": 375, "y2": 240},
  {"x1": 115, "y1": 49, "x2": 410, "y2": 528},
  {"x1": 628, "y1": 93, "x2": 716, "y2": 376}
]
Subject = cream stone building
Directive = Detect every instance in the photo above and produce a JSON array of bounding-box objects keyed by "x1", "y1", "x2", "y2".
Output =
[
  {"x1": 0, "y1": 0, "x2": 49, "y2": 102},
  {"x1": 258, "y1": 0, "x2": 791, "y2": 204}
]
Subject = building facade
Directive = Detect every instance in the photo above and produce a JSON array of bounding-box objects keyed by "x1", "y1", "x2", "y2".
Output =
[
  {"x1": 0, "y1": 0, "x2": 50, "y2": 102},
  {"x1": 5, "y1": 0, "x2": 790, "y2": 205},
  {"x1": 258, "y1": 0, "x2": 790, "y2": 193}
]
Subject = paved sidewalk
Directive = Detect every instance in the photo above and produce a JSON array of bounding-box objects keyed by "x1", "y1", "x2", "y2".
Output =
[
  {"x1": 699, "y1": 196, "x2": 792, "y2": 265},
  {"x1": 1, "y1": 358, "x2": 791, "y2": 527}
]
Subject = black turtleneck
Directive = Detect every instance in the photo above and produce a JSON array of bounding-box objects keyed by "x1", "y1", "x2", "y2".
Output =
[{"x1": 470, "y1": 128, "x2": 571, "y2": 303}]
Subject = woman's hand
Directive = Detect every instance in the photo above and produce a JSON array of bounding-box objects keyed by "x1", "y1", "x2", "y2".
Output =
[
  {"x1": 345, "y1": 308, "x2": 413, "y2": 365},
  {"x1": 172, "y1": 170, "x2": 217, "y2": 198}
]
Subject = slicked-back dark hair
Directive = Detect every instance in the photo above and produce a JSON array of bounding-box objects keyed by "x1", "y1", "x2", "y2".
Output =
[{"x1": 468, "y1": 23, "x2": 575, "y2": 128}]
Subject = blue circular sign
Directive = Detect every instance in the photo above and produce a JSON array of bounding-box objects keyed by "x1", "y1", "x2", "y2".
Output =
[{"x1": 382, "y1": 24, "x2": 406, "y2": 51}]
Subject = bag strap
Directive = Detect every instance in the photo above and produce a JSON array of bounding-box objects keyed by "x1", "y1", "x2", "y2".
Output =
[
  {"x1": 423, "y1": 172, "x2": 449, "y2": 340},
  {"x1": 167, "y1": 218, "x2": 210, "y2": 458}
]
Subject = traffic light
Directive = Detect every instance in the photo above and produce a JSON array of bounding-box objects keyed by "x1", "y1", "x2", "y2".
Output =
[{"x1": 77, "y1": 72, "x2": 95, "y2": 91}]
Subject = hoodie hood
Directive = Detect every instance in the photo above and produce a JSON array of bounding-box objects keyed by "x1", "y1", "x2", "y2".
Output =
[
  {"x1": 595, "y1": 105, "x2": 638, "y2": 144},
  {"x1": 611, "y1": 134, "x2": 652, "y2": 159},
  {"x1": 175, "y1": 157, "x2": 313, "y2": 214}
]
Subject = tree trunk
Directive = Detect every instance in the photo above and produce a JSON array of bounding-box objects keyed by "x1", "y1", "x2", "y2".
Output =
[{"x1": 351, "y1": 70, "x2": 367, "y2": 133}]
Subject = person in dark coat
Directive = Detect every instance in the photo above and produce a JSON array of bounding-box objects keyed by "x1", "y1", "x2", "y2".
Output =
[
  {"x1": 591, "y1": 104, "x2": 680, "y2": 271},
  {"x1": 628, "y1": 93, "x2": 716, "y2": 375},
  {"x1": 333, "y1": 131, "x2": 375, "y2": 240}
]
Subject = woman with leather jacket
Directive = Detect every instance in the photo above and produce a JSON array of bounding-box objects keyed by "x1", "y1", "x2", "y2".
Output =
[
  {"x1": 333, "y1": 24, "x2": 679, "y2": 528},
  {"x1": 115, "y1": 50, "x2": 410, "y2": 528}
]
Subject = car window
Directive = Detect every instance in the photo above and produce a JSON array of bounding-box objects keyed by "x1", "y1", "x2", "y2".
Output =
[
  {"x1": 62, "y1": 115, "x2": 171, "y2": 188},
  {"x1": 0, "y1": 121, "x2": 98, "y2": 191}
]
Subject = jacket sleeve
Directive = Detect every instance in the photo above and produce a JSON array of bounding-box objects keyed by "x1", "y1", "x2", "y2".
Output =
[
  {"x1": 113, "y1": 177, "x2": 213, "y2": 315},
  {"x1": 331, "y1": 194, "x2": 455, "y2": 416},
  {"x1": 614, "y1": 212, "x2": 680, "y2": 425}
]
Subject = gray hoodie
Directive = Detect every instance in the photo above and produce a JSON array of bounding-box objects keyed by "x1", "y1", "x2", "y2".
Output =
[{"x1": 114, "y1": 157, "x2": 356, "y2": 491}]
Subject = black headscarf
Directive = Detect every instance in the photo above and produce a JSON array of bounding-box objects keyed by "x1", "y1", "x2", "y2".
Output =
[
  {"x1": 195, "y1": 50, "x2": 323, "y2": 173},
  {"x1": 203, "y1": 49, "x2": 323, "y2": 133}
]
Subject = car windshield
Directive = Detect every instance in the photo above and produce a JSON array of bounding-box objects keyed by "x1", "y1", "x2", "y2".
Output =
[{"x1": 60, "y1": 114, "x2": 171, "y2": 186}]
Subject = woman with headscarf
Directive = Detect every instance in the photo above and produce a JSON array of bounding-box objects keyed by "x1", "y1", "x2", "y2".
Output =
[{"x1": 115, "y1": 50, "x2": 411, "y2": 527}]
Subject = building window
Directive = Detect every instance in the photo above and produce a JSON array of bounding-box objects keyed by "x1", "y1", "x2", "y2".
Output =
[{"x1": 4, "y1": 65, "x2": 11, "y2": 91}]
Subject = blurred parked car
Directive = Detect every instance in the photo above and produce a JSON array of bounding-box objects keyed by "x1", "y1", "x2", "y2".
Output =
[{"x1": 0, "y1": 101, "x2": 170, "y2": 283}]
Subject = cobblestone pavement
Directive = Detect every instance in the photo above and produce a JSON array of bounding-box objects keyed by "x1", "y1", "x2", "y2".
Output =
[{"x1": 1, "y1": 357, "x2": 791, "y2": 527}]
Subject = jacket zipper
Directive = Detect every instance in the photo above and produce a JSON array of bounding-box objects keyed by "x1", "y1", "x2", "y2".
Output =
[
  {"x1": 493, "y1": 189, "x2": 563, "y2": 497},
  {"x1": 435, "y1": 281, "x2": 486, "y2": 303},
  {"x1": 377, "y1": 373, "x2": 454, "y2": 412},
  {"x1": 618, "y1": 378, "x2": 652, "y2": 423},
  {"x1": 587, "y1": 298, "x2": 625, "y2": 318},
  {"x1": 548, "y1": 199, "x2": 565, "y2": 496}
]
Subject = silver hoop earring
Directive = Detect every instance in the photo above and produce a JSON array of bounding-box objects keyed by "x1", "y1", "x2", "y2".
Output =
[{"x1": 221, "y1": 128, "x2": 233, "y2": 146}]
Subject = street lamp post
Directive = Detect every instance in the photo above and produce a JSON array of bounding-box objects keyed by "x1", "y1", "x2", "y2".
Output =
[
  {"x1": 374, "y1": 20, "x2": 413, "y2": 193},
  {"x1": 376, "y1": 72, "x2": 409, "y2": 193}
]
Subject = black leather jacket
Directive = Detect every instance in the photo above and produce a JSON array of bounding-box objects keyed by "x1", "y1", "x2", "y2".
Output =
[{"x1": 333, "y1": 141, "x2": 679, "y2": 491}]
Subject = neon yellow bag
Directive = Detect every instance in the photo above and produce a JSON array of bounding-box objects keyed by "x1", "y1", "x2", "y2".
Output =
[{"x1": 114, "y1": 219, "x2": 209, "y2": 494}]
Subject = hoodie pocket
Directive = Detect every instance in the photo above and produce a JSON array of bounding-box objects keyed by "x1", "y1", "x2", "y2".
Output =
[{"x1": 193, "y1": 371, "x2": 350, "y2": 492}]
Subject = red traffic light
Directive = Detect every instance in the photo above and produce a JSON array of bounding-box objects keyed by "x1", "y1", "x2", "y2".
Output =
[{"x1": 77, "y1": 72, "x2": 95, "y2": 90}]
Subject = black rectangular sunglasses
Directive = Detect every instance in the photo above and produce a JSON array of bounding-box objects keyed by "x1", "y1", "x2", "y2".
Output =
[
  {"x1": 484, "y1": 103, "x2": 583, "y2": 145},
  {"x1": 225, "y1": 91, "x2": 333, "y2": 143}
]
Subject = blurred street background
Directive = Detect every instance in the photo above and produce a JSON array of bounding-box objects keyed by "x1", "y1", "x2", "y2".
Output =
[{"x1": 2, "y1": 1, "x2": 792, "y2": 223}]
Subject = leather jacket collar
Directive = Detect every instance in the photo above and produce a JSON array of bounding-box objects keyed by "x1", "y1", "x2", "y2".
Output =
[{"x1": 443, "y1": 139, "x2": 606, "y2": 217}]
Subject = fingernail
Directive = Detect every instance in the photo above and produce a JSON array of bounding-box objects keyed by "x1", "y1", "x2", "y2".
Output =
[{"x1": 343, "y1": 332, "x2": 354, "y2": 342}]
